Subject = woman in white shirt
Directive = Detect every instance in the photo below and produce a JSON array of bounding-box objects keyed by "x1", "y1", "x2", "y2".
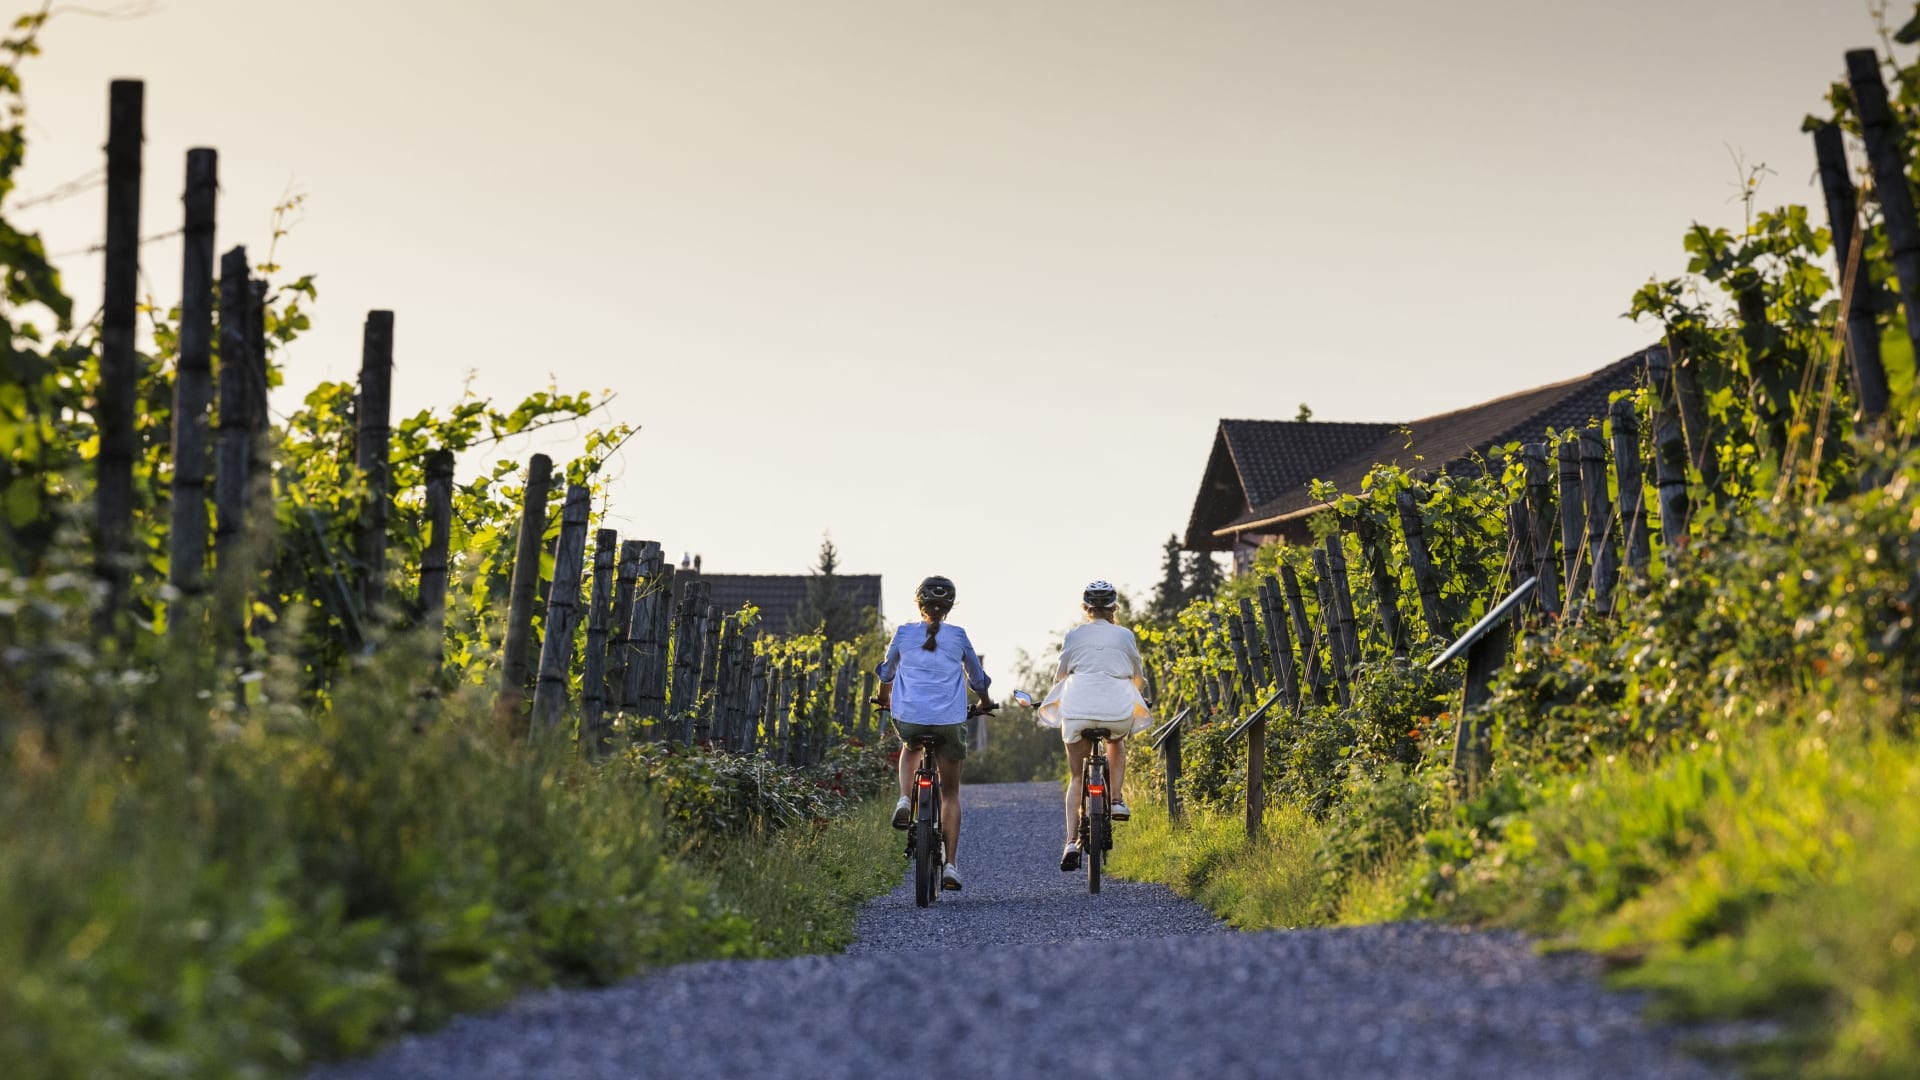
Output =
[{"x1": 1035, "y1": 580, "x2": 1153, "y2": 871}]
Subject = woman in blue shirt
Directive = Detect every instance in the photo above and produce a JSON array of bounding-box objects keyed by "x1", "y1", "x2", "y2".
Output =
[{"x1": 874, "y1": 575, "x2": 994, "y2": 891}]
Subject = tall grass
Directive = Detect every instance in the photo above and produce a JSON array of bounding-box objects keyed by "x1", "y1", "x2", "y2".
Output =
[
  {"x1": 1110, "y1": 799, "x2": 1329, "y2": 930},
  {"x1": 0, "y1": 619, "x2": 900, "y2": 1078}
]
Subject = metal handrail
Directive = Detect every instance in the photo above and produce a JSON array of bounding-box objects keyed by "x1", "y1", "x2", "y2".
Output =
[
  {"x1": 1226, "y1": 688, "x2": 1286, "y2": 743},
  {"x1": 1428, "y1": 577, "x2": 1537, "y2": 670},
  {"x1": 1148, "y1": 706, "x2": 1192, "y2": 750}
]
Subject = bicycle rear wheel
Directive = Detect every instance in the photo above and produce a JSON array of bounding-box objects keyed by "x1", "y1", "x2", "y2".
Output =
[
  {"x1": 913, "y1": 788, "x2": 938, "y2": 907},
  {"x1": 1087, "y1": 791, "x2": 1106, "y2": 893}
]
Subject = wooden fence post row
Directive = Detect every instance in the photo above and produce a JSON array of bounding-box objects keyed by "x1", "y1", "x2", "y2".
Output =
[{"x1": 1144, "y1": 339, "x2": 1789, "y2": 837}]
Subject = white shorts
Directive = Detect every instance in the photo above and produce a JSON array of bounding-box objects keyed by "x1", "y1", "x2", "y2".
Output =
[{"x1": 1061, "y1": 716, "x2": 1133, "y2": 745}]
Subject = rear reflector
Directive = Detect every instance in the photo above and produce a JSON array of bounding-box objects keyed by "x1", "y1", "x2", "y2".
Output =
[
  {"x1": 917, "y1": 778, "x2": 932, "y2": 787},
  {"x1": 1089, "y1": 784, "x2": 1105, "y2": 795}
]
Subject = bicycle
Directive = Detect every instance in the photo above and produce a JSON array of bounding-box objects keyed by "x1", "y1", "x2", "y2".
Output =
[
  {"x1": 1073, "y1": 726, "x2": 1117, "y2": 894},
  {"x1": 1010, "y1": 690, "x2": 1116, "y2": 895},
  {"x1": 885, "y1": 700, "x2": 995, "y2": 908}
]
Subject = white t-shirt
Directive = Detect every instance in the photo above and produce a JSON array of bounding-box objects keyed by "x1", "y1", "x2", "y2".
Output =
[{"x1": 1035, "y1": 620, "x2": 1152, "y2": 732}]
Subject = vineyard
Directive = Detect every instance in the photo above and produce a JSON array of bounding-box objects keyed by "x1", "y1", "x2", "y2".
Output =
[
  {"x1": 1118, "y1": 21, "x2": 1920, "y2": 1079},
  {"x1": 0, "y1": 12, "x2": 904, "y2": 1078}
]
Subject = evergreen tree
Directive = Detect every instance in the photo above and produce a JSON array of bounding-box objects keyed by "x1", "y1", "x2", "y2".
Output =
[
  {"x1": 1182, "y1": 549, "x2": 1225, "y2": 604},
  {"x1": 796, "y1": 536, "x2": 864, "y2": 643},
  {"x1": 1151, "y1": 534, "x2": 1186, "y2": 619}
]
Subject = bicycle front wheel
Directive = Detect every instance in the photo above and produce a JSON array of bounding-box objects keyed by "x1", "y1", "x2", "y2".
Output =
[{"x1": 914, "y1": 790, "x2": 939, "y2": 907}]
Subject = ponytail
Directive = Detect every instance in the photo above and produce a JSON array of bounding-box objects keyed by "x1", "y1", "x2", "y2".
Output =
[{"x1": 920, "y1": 603, "x2": 949, "y2": 651}]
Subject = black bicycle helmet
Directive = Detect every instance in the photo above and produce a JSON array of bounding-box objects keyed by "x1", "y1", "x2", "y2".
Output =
[
  {"x1": 1082, "y1": 579, "x2": 1118, "y2": 608},
  {"x1": 916, "y1": 575, "x2": 957, "y2": 607}
]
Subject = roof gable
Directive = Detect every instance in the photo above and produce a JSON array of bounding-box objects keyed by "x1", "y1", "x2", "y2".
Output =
[
  {"x1": 1184, "y1": 419, "x2": 1396, "y2": 550},
  {"x1": 1218, "y1": 349, "x2": 1650, "y2": 537},
  {"x1": 680, "y1": 573, "x2": 884, "y2": 635}
]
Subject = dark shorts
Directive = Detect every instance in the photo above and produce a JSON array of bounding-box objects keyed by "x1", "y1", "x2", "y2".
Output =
[{"x1": 891, "y1": 718, "x2": 968, "y2": 762}]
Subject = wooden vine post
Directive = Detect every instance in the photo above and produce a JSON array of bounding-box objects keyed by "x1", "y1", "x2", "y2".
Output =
[
  {"x1": 1579, "y1": 427, "x2": 1618, "y2": 612},
  {"x1": 96, "y1": 80, "x2": 144, "y2": 628},
  {"x1": 1847, "y1": 49, "x2": 1920, "y2": 370},
  {"x1": 498, "y1": 453, "x2": 553, "y2": 720},
  {"x1": 581, "y1": 528, "x2": 618, "y2": 755},
  {"x1": 1608, "y1": 400, "x2": 1652, "y2": 575},
  {"x1": 1812, "y1": 122, "x2": 1891, "y2": 424},
  {"x1": 1322, "y1": 533, "x2": 1360, "y2": 663},
  {"x1": 1255, "y1": 577, "x2": 1301, "y2": 710},
  {"x1": 168, "y1": 148, "x2": 218, "y2": 619},
  {"x1": 212, "y1": 246, "x2": 259, "y2": 654},
  {"x1": 418, "y1": 450, "x2": 457, "y2": 664},
  {"x1": 608, "y1": 540, "x2": 643, "y2": 724},
  {"x1": 530, "y1": 484, "x2": 591, "y2": 734},
  {"x1": 1393, "y1": 489, "x2": 1447, "y2": 638},
  {"x1": 1556, "y1": 437, "x2": 1587, "y2": 605},
  {"x1": 1520, "y1": 442, "x2": 1562, "y2": 617},
  {"x1": 356, "y1": 311, "x2": 396, "y2": 625},
  {"x1": 1280, "y1": 564, "x2": 1328, "y2": 706},
  {"x1": 1645, "y1": 348, "x2": 1693, "y2": 551},
  {"x1": 1310, "y1": 547, "x2": 1352, "y2": 704},
  {"x1": 1353, "y1": 517, "x2": 1407, "y2": 657}
]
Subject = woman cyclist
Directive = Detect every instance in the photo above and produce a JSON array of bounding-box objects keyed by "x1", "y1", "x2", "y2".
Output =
[
  {"x1": 874, "y1": 575, "x2": 994, "y2": 891},
  {"x1": 1036, "y1": 580, "x2": 1152, "y2": 871}
]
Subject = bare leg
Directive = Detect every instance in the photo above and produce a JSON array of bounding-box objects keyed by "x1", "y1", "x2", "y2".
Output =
[
  {"x1": 1064, "y1": 737, "x2": 1091, "y2": 846},
  {"x1": 1107, "y1": 739, "x2": 1126, "y2": 804},
  {"x1": 938, "y1": 756, "x2": 964, "y2": 861},
  {"x1": 897, "y1": 742, "x2": 915, "y2": 801}
]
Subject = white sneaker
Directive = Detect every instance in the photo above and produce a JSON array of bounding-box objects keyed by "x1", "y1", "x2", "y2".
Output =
[
  {"x1": 941, "y1": 862, "x2": 963, "y2": 890},
  {"x1": 1060, "y1": 843, "x2": 1082, "y2": 872},
  {"x1": 892, "y1": 796, "x2": 911, "y2": 830},
  {"x1": 1110, "y1": 800, "x2": 1131, "y2": 822}
]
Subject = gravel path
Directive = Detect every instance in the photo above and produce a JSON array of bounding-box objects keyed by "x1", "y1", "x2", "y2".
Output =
[{"x1": 315, "y1": 781, "x2": 1726, "y2": 1080}]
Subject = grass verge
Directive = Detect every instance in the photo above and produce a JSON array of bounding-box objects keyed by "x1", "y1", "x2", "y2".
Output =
[
  {"x1": 701, "y1": 795, "x2": 901, "y2": 957},
  {"x1": 1109, "y1": 797, "x2": 1333, "y2": 929}
]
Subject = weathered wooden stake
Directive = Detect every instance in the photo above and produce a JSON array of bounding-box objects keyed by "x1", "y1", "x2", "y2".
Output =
[
  {"x1": 858, "y1": 672, "x2": 876, "y2": 740},
  {"x1": 1280, "y1": 564, "x2": 1328, "y2": 706},
  {"x1": 1245, "y1": 711, "x2": 1266, "y2": 840},
  {"x1": 418, "y1": 450, "x2": 456, "y2": 659},
  {"x1": 1310, "y1": 548, "x2": 1353, "y2": 704},
  {"x1": 745, "y1": 653, "x2": 770, "y2": 753},
  {"x1": 1353, "y1": 516, "x2": 1407, "y2": 657},
  {"x1": 1646, "y1": 348, "x2": 1693, "y2": 551},
  {"x1": 1556, "y1": 437, "x2": 1587, "y2": 603},
  {"x1": 1238, "y1": 598, "x2": 1269, "y2": 688},
  {"x1": 1609, "y1": 400, "x2": 1652, "y2": 574},
  {"x1": 96, "y1": 80, "x2": 144, "y2": 624},
  {"x1": 1580, "y1": 427, "x2": 1619, "y2": 611},
  {"x1": 1394, "y1": 489, "x2": 1447, "y2": 638},
  {"x1": 530, "y1": 484, "x2": 591, "y2": 734},
  {"x1": 356, "y1": 311, "x2": 395, "y2": 623},
  {"x1": 1256, "y1": 578, "x2": 1300, "y2": 710},
  {"x1": 1670, "y1": 345, "x2": 1721, "y2": 498},
  {"x1": 581, "y1": 527, "x2": 618, "y2": 755},
  {"x1": 498, "y1": 453, "x2": 553, "y2": 718},
  {"x1": 1847, "y1": 49, "x2": 1920, "y2": 373},
  {"x1": 1813, "y1": 121, "x2": 1891, "y2": 423},
  {"x1": 1225, "y1": 609, "x2": 1255, "y2": 697},
  {"x1": 168, "y1": 148, "x2": 217, "y2": 614},
  {"x1": 1521, "y1": 443, "x2": 1562, "y2": 615},
  {"x1": 608, "y1": 540, "x2": 642, "y2": 721},
  {"x1": 1322, "y1": 533, "x2": 1360, "y2": 663}
]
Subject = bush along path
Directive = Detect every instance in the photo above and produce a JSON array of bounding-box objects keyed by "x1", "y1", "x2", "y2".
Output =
[
  {"x1": 0, "y1": 37, "x2": 907, "y2": 1077},
  {"x1": 1119, "y1": 22, "x2": 1920, "y2": 1077},
  {"x1": 315, "y1": 782, "x2": 1724, "y2": 1080}
]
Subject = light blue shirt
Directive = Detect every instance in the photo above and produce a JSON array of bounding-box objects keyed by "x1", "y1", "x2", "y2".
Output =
[{"x1": 876, "y1": 621, "x2": 991, "y2": 726}]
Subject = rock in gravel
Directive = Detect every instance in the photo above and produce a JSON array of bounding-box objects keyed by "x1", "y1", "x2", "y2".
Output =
[{"x1": 314, "y1": 781, "x2": 1728, "y2": 1080}]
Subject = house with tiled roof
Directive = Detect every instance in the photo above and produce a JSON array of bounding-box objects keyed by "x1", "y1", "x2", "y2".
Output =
[
  {"x1": 678, "y1": 572, "x2": 884, "y2": 635},
  {"x1": 1186, "y1": 349, "x2": 1651, "y2": 571}
]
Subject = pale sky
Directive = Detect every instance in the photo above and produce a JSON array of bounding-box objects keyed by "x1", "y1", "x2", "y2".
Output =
[{"x1": 11, "y1": 0, "x2": 1888, "y2": 670}]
